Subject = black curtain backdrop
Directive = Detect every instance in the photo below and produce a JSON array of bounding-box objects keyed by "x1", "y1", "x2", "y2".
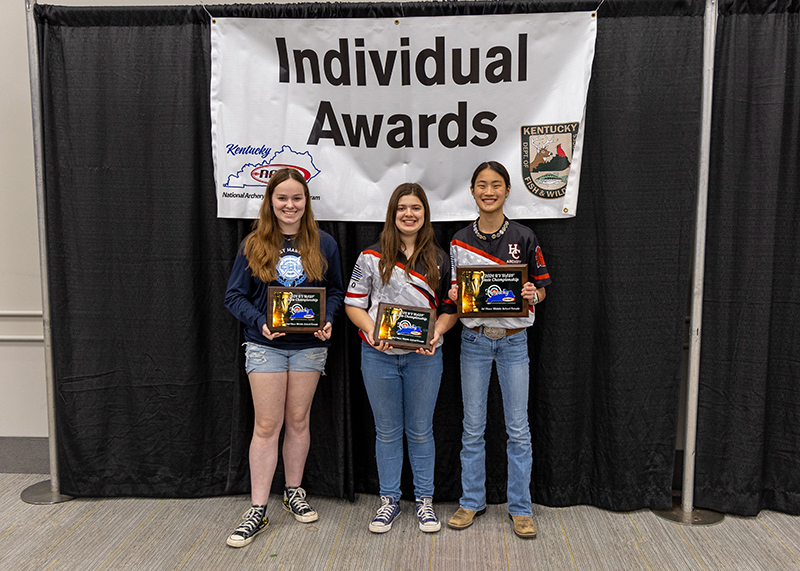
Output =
[
  {"x1": 694, "y1": 0, "x2": 800, "y2": 516},
  {"x1": 36, "y1": 0, "x2": 707, "y2": 511}
]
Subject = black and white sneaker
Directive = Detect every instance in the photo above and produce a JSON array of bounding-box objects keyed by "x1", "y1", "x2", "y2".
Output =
[
  {"x1": 226, "y1": 505, "x2": 268, "y2": 548},
  {"x1": 369, "y1": 496, "x2": 401, "y2": 533},
  {"x1": 283, "y1": 486, "x2": 319, "y2": 523}
]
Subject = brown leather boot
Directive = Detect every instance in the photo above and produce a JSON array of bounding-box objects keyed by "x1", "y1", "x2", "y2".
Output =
[
  {"x1": 447, "y1": 507, "x2": 486, "y2": 529},
  {"x1": 509, "y1": 514, "x2": 537, "y2": 538}
]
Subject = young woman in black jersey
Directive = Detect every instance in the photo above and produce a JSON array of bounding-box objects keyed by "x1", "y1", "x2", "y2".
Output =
[{"x1": 447, "y1": 161, "x2": 551, "y2": 538}]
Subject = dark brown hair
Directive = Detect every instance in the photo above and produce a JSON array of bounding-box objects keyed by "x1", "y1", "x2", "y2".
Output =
[
  {"x1": 243, "y1": 168, "x2": 327, "y2": 283},
  {"x1": 378, "y1": 183, "x2": 441, "y2": 288},
  {"x1": 470, "y1": 161, "x2": 511, "y2": 189}
]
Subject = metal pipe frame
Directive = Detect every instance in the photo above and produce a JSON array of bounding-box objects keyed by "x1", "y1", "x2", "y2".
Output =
[
  {"x1": 682, "y1": 0, "x2": 718, "y2": 515},
  {"x1": 22, "y1": 0, "x2": 71, "y2": 504}
]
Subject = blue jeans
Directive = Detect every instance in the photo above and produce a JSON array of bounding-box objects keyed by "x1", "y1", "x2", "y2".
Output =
[
  {"x1": 459, "y1": 327, "x2": 532, "y2": 516},
  {"x1": 360, "y1": 342, "x2": 443, "y2": 500}
]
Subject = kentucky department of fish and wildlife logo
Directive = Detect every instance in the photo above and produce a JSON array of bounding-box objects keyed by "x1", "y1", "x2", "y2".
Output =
[{"x1": 521, "y1": 123, "x2": 579, "y2": 199}]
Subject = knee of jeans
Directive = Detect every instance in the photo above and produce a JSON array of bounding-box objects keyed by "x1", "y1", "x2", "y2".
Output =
[
  {"x1": 505, "y1": 420, "x2": 531, "y2": 443},
  {"x1": 375, "y1": 424, "x2": 404, "y2": 443},
  {"x1": 461, "y1": 424, "x2": 486, "y2": 445},
  {"x1": 405, "y1": 425, "x2": 434, "y2": 444}
]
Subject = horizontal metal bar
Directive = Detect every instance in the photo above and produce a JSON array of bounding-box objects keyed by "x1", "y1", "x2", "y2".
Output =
[
  {"x1": 0, "y1": 310, "x2": 43, "y2": 318},
  {"x1": 0, "y1": 335, "x2": 45, "y2": 343}
]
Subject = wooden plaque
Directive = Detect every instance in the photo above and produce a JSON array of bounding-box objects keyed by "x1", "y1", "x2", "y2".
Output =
[
  {"x1": 266, "y1": 287, "x2": 326, "y2": 332},
  {"x1": 456, "y1": 264, "x2": 528, "y2": 317},
  {"x1": 372, "y1": 303, "x2": 436, "y2": 350}
]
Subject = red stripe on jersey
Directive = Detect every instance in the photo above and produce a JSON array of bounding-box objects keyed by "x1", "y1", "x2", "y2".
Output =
[
  {"x1": 395, "y1": 261, "x2": 427, "y2": 284},
  {"x1": 451, "y1": 240, "x2": 506, "y2": 265},
  {"x1": 364, "y1": 250, "x2": 427, "y2": 284},
  {"x1": 532, "y1": 272, "x2": 551, "y2": 281},
  {"x1": 346, "y1": 292, "x2": 368, "y2": 298}
]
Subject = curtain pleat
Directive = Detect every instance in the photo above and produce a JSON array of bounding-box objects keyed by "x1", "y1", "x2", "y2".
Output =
[{"x1": 694, "y1": 0, "x2": 800, "y2": 516}]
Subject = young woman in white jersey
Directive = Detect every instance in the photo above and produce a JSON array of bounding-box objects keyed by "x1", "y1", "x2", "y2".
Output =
[{"x1": 345, "y1": 183, "x2": 457, "y2": 533}]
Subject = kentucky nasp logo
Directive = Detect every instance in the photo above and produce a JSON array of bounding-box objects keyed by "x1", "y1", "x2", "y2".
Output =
[
  {"x1": 521, "y1": 123, "x2": 579, "y2": 199},
  {"x1": 223, "y1": 145, "x2": 320, "y2": 189}
]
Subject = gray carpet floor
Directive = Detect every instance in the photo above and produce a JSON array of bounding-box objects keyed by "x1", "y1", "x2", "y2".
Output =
[{"x1": 2, "y1": 473, "x2": 799, "y2": 570}]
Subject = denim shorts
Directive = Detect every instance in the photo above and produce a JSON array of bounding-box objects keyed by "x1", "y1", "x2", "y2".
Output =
[{"x1": 244, "y1": 342, "x2": 328, "y2": 374}]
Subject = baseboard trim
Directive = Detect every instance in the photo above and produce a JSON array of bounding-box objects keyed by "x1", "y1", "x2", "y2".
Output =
[{"x1": 0, "y1": 437, "x2": 49, "y2": 474}]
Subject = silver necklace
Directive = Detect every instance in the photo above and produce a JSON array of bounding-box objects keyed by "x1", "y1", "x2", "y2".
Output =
[{"x1": 472, "y1": 218, "x2": 509, "y2": 241}]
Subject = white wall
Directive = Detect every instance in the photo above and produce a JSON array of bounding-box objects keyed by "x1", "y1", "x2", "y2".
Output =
[
  {"x1": 0, "y1": 0, "x2": 199, "y2": 438},
  {"x1": 1, "y1": 0, "x2": 46, "y2": 437},
  {"x1": 2, "y1": 0, "x2": 375, "y2": 439}
]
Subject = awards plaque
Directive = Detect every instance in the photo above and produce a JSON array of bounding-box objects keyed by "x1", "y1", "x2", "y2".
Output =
[
  {"x1": 372, "y1": 303, "x2": 436, "y2": 350},
  {"x1": 457, "y1": 264, "x2": 528, "y2": 317},
  {"x1": 267, "y1": 287, "x2": 326, "y2": 332}
]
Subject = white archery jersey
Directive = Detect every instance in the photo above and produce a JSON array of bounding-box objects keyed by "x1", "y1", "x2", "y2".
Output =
[{"x1": 346, "y1": 243, "x2": 455, "y2": 355}]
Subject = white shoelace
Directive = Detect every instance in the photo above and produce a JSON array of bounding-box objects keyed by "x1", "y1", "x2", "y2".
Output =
[
  {"x1": 375, "y1": 497, "x2": 397, "y2": 522},
  {"x1": 235, "y1": 507, "x2": 264, "y2": 535},
  {"x1": 416, "y1": 498, "x2": 437, "y2": 521},
  {"x1": 287, "y1": 488, "x2": 312, "y2": 513}
]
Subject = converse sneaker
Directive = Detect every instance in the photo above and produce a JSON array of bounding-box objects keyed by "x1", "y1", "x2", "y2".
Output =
[
  {"x1": 226, "y1": 505, "x2": 268, "y2": 548},
  {"x1": 415, "y1": 496, "x2": 441, "y2": 532},
  {"x1": 283, "y1": 486, "x2": 319, "y2": 523},
  {"x1": 369, "y1": 496, "x2": 401, "y2": 533}
]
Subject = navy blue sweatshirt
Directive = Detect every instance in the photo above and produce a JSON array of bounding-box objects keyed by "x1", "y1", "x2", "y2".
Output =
[{"x1": 225, "y1": 231, "x2": 344, "y2": 349}]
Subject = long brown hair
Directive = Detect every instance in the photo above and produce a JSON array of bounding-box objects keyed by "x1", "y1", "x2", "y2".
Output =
[
  {"x1": 243, "y1": 168, "x2": 327, "y2": 283},
  {"x1": 378, "y1": 183, "x2": 441, "y2": 288}
]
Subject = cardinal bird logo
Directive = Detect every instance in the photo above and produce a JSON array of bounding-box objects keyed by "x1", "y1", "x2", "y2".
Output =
[{"x1": 521, "y1": 123, "x2": 579, "y2": 199}]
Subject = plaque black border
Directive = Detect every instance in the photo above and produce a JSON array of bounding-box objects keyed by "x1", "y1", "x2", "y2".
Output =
[
  {"x1": 372, "y1": 302, "x2": 436, "y2": 351},
  {"x1": 266, "y1": 286, "x2": 326, "y2": 332},
  {"x1": 456, "y1": 264, "x2": 529, "y2": 318}
]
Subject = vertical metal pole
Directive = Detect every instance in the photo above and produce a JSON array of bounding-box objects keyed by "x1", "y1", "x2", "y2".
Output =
[
  {"x1": 21, "y1": 0, "x2": 72, "y2": 505},
  {"x1": 682, "y1": 0, "x2": 718, "y2": 516},
  {"x1": 654, "y1": 0, "x2": 722, "y2": 525}
]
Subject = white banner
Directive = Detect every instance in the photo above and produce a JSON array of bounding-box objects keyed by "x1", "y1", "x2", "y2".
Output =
[{"x1": 210, "y1": 13, "x2": 596, "y2": 221}]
